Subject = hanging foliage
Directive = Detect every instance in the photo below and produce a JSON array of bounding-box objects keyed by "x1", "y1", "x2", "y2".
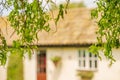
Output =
[
  {"x1": 91, "y1": 0, "x2": 120, "y2": 65},
  {"x1": 0, "y1": 0, "x2": 70, "y2": 65}
]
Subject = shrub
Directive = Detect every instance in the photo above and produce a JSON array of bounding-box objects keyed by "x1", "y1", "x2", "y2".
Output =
[
  {"x1": 7, "y1": 52, "x2": 23, "y2": 80},
  {"x1": 51, "y1": 56, "x2": 61, "y2": 63},
  {"x1": 77, "y1": 70, "x2": 94, "y2": 79}
]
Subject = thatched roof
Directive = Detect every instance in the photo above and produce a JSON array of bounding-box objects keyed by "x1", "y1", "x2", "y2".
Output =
[{"x1": 0, "y1": 8, "x2": 97, "y2": 47}]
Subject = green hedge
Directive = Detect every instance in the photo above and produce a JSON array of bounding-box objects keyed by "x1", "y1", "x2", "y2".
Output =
[{"x1": 7, "y1": 52, "x2": 24, "y2": 80}]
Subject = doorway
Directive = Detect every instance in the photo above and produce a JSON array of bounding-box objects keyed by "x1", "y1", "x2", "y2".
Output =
[{"x1": 37, "y1": 50, "x2": 46, "y2": 80}]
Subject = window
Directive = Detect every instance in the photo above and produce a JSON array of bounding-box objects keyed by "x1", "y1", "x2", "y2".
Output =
[
  {"x1": 37, "y1": 50, "x2": 46, "y2": 73},
  {"x1": 78, "y1": 50, "x2": 98, "y2": 70}
]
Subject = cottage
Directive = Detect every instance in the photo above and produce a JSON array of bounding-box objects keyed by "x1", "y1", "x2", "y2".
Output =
[{"x1": 0, "y1": 8, "x2": 120, "y2": 80}]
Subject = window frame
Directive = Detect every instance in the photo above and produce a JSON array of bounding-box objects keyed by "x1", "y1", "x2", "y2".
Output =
[{"x1": 77, "y1": 49, "x2": 98, "y2": 71}]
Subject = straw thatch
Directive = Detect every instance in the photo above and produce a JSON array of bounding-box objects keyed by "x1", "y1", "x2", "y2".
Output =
[{"x1": 0, "y1": 8, "x2": 97, "y2": 46}]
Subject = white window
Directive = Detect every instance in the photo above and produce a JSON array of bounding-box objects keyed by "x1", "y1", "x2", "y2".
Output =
[{"x1": 78, "y1": 50, "x2": 98, "y2": 71}]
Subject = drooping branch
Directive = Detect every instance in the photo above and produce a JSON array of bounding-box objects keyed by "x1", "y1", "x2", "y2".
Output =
[
  {"x1": 0, "y1": 0, "x2": 70, "y2": 65},
  {"x1": 91, "y1": 0, "x2": 120, "y2": 65}
]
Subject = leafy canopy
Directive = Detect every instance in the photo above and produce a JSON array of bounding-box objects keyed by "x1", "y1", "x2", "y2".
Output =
[
  {"x1": 91, "y1": 0, "x2": 120, "y2": 64},
  {"x1": 0, "y1": 0, "x2": 69, "y2": 65}
]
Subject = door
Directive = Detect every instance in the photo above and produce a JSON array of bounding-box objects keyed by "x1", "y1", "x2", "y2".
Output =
[{"x1": 37, "y1": 50, "x2": 46, "y2": 80}]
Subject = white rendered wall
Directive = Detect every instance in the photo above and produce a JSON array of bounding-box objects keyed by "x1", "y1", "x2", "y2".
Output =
[
  {"x1": 0, "y1": 66, "x2": 7, "y2": 80},
  {"x1": 47, "y1": 48, "x2": 120, "y2": 80},
  {"x1": 93, "y1": 49, "x2": 120, "y2": 80},
  {"x1": 23, "y1": 48, "x2": 120, "y2": 80},
  {"x1": 24, "y1": 51, "x2": 37, "y2": 80},
  {"x1": 47, "y1": 48, "x2": 79, "y2": 80}
]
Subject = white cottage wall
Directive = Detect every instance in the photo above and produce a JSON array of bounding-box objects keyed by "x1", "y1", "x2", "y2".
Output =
[
  {"x1": 24, "y1": 51, "x2": 37, "y2": 80},
  {"x1": 0, "y1": 66, "x2": 7, "y2": 80},
  {"x1": 93, "y1": 49, "x2": 120, "y2": 80},
  {"x1": 47, "y1": 48, "x2": 80, "y2": 80},
  {"x1": 47, "y1": 48, "x2": 120, "y2": 80},
  {"x1": 23, "y1": 48, "x2": 120, "y2": 80}
]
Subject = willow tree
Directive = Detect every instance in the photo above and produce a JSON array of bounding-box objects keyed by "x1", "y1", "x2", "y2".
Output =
[
  {"x1": 91, "y1": 0, "x2": 120, "y2": 64},
  {"x1": 0, "y1": 0, "x2": 70, "y2": 65}
]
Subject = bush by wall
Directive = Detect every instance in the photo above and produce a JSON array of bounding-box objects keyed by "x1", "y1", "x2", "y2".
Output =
[{"x1": 7, "y1": 52, "x2": 24, "y2": 80}]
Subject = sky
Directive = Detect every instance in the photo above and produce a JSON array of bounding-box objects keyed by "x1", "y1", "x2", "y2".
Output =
[
  {"x1": 83, "y1": 0, "x2": 97, "y2": 8},
  {"x1": 53, "y1": 0, "x2": 97, "y2": 8},
  {"x1": 1, "y1": 0, "x2": 97, "y2": 16}
]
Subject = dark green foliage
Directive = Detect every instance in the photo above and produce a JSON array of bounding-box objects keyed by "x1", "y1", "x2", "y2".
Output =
[
  {"x1": 7, "y1": 52, "x2": 23, "y2": 80},
  {"x1": 0, "y1": 33, "x2": 8, "y2": 65},
  {"x1": 91, "y1": 0, "x2": 120, "y2": 64}
]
